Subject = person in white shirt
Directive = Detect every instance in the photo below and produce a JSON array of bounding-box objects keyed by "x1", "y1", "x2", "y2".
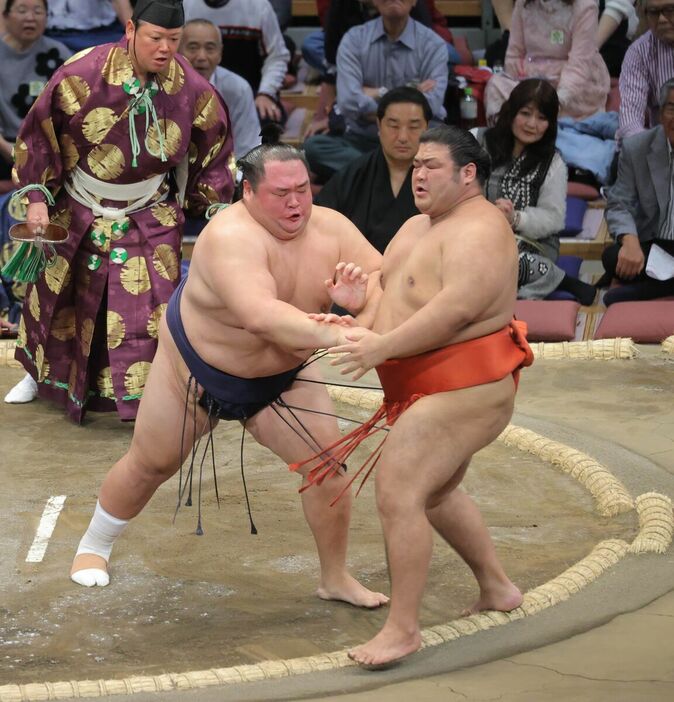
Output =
[{"x1": 180, "y1": 18, "x2": 261, "y2": 159}]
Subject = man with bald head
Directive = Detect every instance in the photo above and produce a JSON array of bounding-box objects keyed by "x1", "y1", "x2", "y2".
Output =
[{"x1": 180, "y1": 18, "x2": 261, "y2": 159}]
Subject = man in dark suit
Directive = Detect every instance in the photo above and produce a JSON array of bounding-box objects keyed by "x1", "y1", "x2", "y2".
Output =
[{"x1": 601, "y1": 77, "x2": 674, "y2": 305}]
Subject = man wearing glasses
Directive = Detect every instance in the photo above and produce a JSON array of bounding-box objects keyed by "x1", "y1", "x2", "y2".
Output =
[{"x1": 618, "y1": 0, "x2": 674, "y2": 140}]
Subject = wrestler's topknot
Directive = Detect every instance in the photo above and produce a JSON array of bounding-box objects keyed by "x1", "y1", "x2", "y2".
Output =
[{"x1": 237, "y1": 143, "x2": 310, "y2": 191}]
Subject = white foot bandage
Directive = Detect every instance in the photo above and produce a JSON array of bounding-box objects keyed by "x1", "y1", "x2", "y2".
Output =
[
  {"x1": 72, "y1": 501, "x2": 129, "y2": 587},
  {"x1": 71, "y1": 568, "x2": 110, "y2": 588},
  {"x1": 4, "y1": 373, "x2": 38, "y2": 403}
]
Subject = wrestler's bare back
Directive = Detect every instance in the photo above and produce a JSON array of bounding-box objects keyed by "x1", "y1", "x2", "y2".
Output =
[
  {"x1": 373, "y1": 197, "x2": 518, "y2": 344},
  {"x1": 178, "y1": 202, "x2": 378, "y2": 378}
]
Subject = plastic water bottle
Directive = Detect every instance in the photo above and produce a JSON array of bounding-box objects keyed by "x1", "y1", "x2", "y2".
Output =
[{"x1": 460, "y1": 87, "x2": 478, "y2": 130}]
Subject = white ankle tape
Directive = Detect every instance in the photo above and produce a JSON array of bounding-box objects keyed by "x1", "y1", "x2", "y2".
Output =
[{"x1": 76, "y1": 501, "x2": 129, "y2": 561}]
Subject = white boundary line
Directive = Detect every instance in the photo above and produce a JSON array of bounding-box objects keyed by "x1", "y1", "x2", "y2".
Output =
[{"x1": 26, "y1": 495, "x2": 67, "y2": 563}]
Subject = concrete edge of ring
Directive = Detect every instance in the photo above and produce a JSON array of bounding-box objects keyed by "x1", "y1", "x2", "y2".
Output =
[{"x1": 0, "y1": 380, "x2": 672, "y2": 702}]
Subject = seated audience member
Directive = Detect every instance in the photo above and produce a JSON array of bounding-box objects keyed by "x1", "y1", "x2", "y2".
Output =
[
  {"x1": 304, "y1": 0, "x2": 447, "y2": 183},
  {"x1": 183, "y1": 0, "x2": 290, "y2": 127},
  {"x1": 0, "y1": 0, "x2": 71, "y2": 180},
  {"x1": 485, "y1": 0, "x2": 610, "y2": 123},
  {"x1": 617, "y1": 0, "x2": 674, "y2": 141},
  {"x1": 45, "y1": 0, "x2": 131, "y2": 51},
  {"x1": 316, "y1": 86, "x2": 430, "y2": 253},
  {"x1": 304, "y1": 0, "x2": 464, "y2": 139},
  {"x1": 597, "y1": 0, "x2": 638, "y2": 77},
  {"x1": 600, "y1": 78, "x2": 674, "y2": 305},
  {"x1": 180, "y1": 19, "x2": 261, "y2": 159},
  {"x1": 477, "y1": 79, "x2": 596, "y2": 304}
]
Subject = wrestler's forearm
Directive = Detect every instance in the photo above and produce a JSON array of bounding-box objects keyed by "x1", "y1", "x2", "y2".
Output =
[{"x1": 250, "y1": 301, "x2": 347, "y2": 351}]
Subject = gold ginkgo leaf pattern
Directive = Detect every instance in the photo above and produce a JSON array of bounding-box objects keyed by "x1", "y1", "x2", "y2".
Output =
[
  {"x1": 147, "y1": 303, "x2": 167, "y2": 339},
  {"x1": 45, "y1": 255, "x2": 72, "y2": 294},
  {"x1": 35, "y1": 344, "x2": 49, "y2": 382},
  {"x1": 68, "y1": 359, "x2": 78, "y2": 393},
  {"x1": 124, "y1": 361, "x2": 151, "y2": 396},
  {"x1": 101, "y1": 46, "x2": 134, "y2": 86},
  {"x1": 51, "y1": 208, "x2": 73, "y2": 230},
  {"x1": 193, "y1": 90, "x2": 219, "y2": 131},
  {"x1": 146, "y1": 119, "x2": 182, "y2": 159},
  {"x1": 82, "y1": 107, "x2": 118, "y2": 144},
  {"x1": 80, "y1": 318, "x2": 94, "y2": 357},
  {"x1": 40, "y1": 166, "x2": 57, "y2": 186},
  {"x1": 28, "y1": 287, "x2": 40, "y2": 321},
  {"x1": 56, "y1": 75, "x2": 91, "y2": 115},
  {"x1": 16, "y1": 316, "x2": 27, "y2": 348},
  {"x1": 97, "y1": 366, "x2": 115, "y2": 399},
  {"x1": 159, "y1": 59, "x2": 184, "y2": 95},
  {"x1": 107, "y1": 310, "x2": 126, "y2": 349},
  {"x1": 8, "y1": 192, "x2": 27, "y2": 220},
  {"x1": 151, "y1": 203, "x2": 178, "y2": 227},
  {"x1": 50, "y1": 306, "x2": 76, "y2": 341},
  {"x1": 64, "y1": 46, "x2": 95, "y2": 66},
  {"x1": 87, "y1": 143, "x2": 125, "y2": 180},
  {"x1": 13, "y1": 138, "x2": 28, "y2": 168},
  {"x1": 202, "y1": 138, "x2": 224, "y2": 169},
  {"x1": 197, "y1": 182, "x2": 219, "y2": 204},
  {"x1": 188, "y1": 141, "x2": 198, "y2": 165},
  {"x1": 120, "y1": 256, "x2": 151, "y2": 295},
  {"x1": 152, "y1": 244, "x2": 179, "y2": 281},
  {"x1": 40, "y1": 118, "x2": 59, "y2": 152},
  {"x1": 59, "y1": 134, "x2": 79, "y2": 171}
]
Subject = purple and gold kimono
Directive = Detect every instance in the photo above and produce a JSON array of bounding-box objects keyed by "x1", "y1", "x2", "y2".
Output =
[{"x1": 13, "y1": 38, "x2": 234, "y2": 423}]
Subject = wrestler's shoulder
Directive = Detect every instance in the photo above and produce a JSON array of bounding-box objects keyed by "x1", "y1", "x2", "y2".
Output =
[
  {"x1": 308, "y1": 205, "x2": 363, "y2": 241},
  {"x1": 198, "y1": 203, "x2": 265, "y2": 248}
]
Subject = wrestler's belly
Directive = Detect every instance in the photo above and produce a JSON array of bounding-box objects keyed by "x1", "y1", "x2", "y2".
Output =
[{"x1": 176, "y1": 321, "x2": 310, "y2": 379}]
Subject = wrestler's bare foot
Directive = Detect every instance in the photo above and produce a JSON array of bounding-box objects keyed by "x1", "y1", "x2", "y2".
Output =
[
  {"x1": 461, "y1": 581, "x2": 523, "y2": 616},
  {"x1": 317, "y1": 574, "x2": 389, "y2": 609},
  {"x1": 348, "y1": 623, "x2": 421, "y2": 670},
  {"x1": 70, "y1": 553, "x2": 110, "y2": 587}
]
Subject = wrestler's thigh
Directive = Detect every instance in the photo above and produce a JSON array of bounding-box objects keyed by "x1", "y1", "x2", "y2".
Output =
[
  {"x1": 245, "y1": 364, "x2": 340, "y2": 466},
  {"x1": 375, "y1": 377, "x2": 515, "y2": 507},
  {"x1": 127, "y1": 317, "x2": 214, "y2": 473}
]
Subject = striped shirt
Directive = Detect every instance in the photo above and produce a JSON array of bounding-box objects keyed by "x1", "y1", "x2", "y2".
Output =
[{"x1": 618, "y1": 31, "x2": 674, "y2": 142}]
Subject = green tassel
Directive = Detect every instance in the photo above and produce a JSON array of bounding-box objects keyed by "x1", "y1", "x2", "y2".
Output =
[
  {"x1": 1, "y1": 242, "x2": 49, "y2": 283},
  {"x1": 205, "y1": 203, "x2": 229, "y2": 220}
]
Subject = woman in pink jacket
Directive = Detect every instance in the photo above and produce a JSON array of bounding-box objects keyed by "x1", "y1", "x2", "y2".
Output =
[{"x1": 485, "y1": 0, "x2": 610, "y2": 121}]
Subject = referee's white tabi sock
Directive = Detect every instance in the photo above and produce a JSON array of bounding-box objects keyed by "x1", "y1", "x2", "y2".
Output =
[
  {"x1": 4, "y1": 373, "x2": 38, "y2": 403},
  {"x1": 71, "y1": 501, "x2": 129, "y2": 587}
]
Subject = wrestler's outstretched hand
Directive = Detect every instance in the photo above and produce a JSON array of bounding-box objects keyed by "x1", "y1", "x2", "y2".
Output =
[
  {"x1": 308, "y1": 312, "x2": 357, "y2": 327},
  {"x1": 326, "y1": 262, "x2": 368, "y2": 313},
  {"x1": 329, "y1": 329, "x2": 389, "y2": 381}
]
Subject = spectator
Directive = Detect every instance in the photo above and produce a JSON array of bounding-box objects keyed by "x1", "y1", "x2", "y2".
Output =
[
  {"x1": 45, "y1": 0, "x2": 131, "y2": 52},
  {"x1": 303, "y1": 0, "x2": 464, "y2": 138},
  {"x1": 316, "y1": 86, "x2": 430, "y2": 253},
  {"x1": 617, "y1": 0, "x2": 674, "y2": 141},
  {"x1": 3, "y1": 0, "x2": 234, "y2": 417},
  {"x1": 485, "y1": 0, "x2": 610, "y2": 122},
  {"x1": 477, "y1": 79, "x2": 596, "y2": 304},
  {"x1": 304, "y1": 0, "x2": 447, "y2": 183},
  {"x1": 183, "y1": 0, "x2": 290, "y2": 127},
  {"x1": 0, "y1": 0, "x2": 71, "y2": 180},
  {"x1": 180, "y1": 18, "x2": 261, "y2": 159},
  {"x1": 600, "y1": 78, "x2": 674, "y2": 305}
]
